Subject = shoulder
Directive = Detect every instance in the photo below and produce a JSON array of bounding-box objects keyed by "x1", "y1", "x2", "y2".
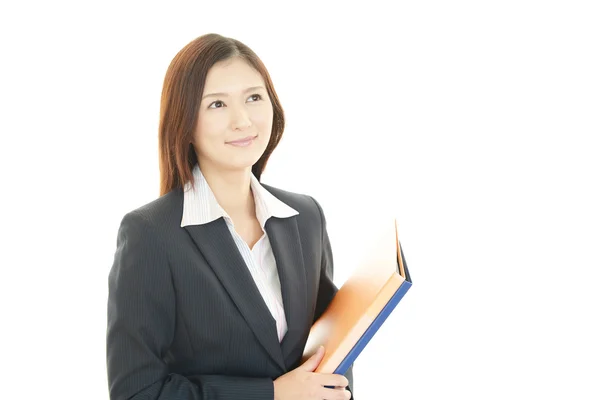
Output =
[
  {"x1": 118, "y1": 189, "x2": 184, "y2": 234},
  {"x1": 260, "y1": 183, "x2": 327, "y2": 230}
]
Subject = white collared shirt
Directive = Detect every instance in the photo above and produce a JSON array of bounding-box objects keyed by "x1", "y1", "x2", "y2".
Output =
[{"x1": 181, "y1": 164, "x2": 299, "y2": 342}]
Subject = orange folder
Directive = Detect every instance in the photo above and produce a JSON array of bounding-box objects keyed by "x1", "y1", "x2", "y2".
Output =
[{"x1": 302, "y1": 219, "x2": 412, "y2": 374}]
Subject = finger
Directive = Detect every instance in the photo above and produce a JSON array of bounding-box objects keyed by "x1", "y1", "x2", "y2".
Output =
[
  {"x1": 314, "y1": 373, "x2": 349, "y2": 388},
  {"x1": 300, "y1": 345, "x2": 325, "y2": 371},
  {"x1": 319, "y1": 386, "x2": 352, "y2": 400}
]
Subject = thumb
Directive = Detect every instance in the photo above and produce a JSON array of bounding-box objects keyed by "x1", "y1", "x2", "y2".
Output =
[{"x1": 301, "y1": 346, "x2": 325, "y2": 371}]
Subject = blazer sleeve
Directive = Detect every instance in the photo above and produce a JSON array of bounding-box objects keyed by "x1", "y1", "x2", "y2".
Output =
[
  {"x1": 311, "y1": 197, "x2": 355, "y2": 399},
  {"x1": 106, "y1": 212, "x2": 274, "y2": 400}
]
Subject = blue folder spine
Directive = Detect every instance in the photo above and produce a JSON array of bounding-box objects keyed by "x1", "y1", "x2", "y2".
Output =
[{"x1": 333, "y1": 279, "x2": 412, "y2": 375}]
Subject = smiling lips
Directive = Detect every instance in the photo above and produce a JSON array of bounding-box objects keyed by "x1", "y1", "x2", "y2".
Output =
[{"x1": 226, "y1": 135, "x2": 258, "y2": 147}]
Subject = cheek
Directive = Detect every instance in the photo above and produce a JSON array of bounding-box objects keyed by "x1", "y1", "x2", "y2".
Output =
[
  {"x1": 200, "y1": 114, "x2": 225, "y2": 134},
  {"x1": 196, "y1": 116, "x2": 225, "y2": 144},
  {"x1": 254, "y1": 107, "x2": 274, "y2": 133}
]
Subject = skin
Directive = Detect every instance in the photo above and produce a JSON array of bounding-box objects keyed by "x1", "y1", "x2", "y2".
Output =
[{"x1": 192, "y1": 57, "x2": 273, "y2": 248}]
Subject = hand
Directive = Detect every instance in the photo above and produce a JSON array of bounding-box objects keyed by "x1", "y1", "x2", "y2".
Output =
[{"x1": 273, "y1": 346, "x2": 351, "y2": 400}]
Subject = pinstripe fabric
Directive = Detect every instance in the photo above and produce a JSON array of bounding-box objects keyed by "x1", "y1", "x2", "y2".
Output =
[
  {"x1": 181, "y1": 164, "x2": 298, "y2": 342},
  {"x1": 106, "y1": 182, "x2": 354, "y2": 400}
]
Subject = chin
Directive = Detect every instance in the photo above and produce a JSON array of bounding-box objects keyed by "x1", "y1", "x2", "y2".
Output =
[
  {"x1": 226, "y1": 147, "x2": 267, "y2": 167},
  {"x1": 222, "y1": 155, "x2": 263, "y2": 172}
]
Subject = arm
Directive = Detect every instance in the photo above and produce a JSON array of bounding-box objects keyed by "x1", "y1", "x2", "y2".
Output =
[
  {"x1": 106, "y1": 212, "x2": 274, "y2": 400},
  {"x1": 311, "y1": 197, "x2": 355, "y2": 399}
]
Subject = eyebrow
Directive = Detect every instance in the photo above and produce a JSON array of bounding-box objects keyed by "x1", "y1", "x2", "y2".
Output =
[{"x1": 202, "y1": 86, "x2": 266, "y2": 100}]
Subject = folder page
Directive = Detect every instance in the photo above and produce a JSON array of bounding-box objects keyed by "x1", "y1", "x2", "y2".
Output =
[{"x1": 302, "y1": 219, "x2": 412, "y2": 374}]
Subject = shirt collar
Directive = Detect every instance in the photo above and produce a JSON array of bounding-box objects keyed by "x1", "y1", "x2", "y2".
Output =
[{"x1": 181, "y1": 164, "x2": 298, "y2": 228}]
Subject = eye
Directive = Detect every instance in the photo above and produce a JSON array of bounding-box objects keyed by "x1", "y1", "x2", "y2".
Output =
[
  {"x1": 208, "y1": 100, "x2": 225, "y2": 109},
  {"x1": 207, "y1": 93, "x2": 263, "y2": 109},
  {"x1": 208, "y1": 100, "x2": 225, "y2": 108}
]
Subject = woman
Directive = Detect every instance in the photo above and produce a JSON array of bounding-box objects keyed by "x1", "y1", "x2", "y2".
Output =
[{"x1": 106, "y1": 33, "x2": 354, "y2": 400}]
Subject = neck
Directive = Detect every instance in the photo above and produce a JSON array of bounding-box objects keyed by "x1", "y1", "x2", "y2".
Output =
[{"x1": 199, "y1": 163, "x2": 255, "y2": 219}]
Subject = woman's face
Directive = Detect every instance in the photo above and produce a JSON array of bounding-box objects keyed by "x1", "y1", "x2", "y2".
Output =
[{"x1": 193, "y1": 57, "x2": 273, "y2": 174}]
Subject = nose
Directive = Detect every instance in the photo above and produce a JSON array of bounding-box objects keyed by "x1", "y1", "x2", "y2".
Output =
[{"x1": 230, "y1": 105, "x2": 252, "y2": 131}]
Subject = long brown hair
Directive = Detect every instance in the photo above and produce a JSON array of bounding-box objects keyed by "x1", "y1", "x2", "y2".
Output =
[{"x1": 158, "y1": 33, "x2": 286, "y2": 196}]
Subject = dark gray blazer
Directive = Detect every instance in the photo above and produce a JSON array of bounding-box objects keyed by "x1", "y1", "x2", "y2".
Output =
[{"x1": 106, "y1": 184, "x2": 354, "y2": 400}]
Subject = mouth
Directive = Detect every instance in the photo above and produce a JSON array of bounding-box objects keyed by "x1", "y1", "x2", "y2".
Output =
[{"x1": 226, "y1": 135, "x2": 258, "y2": 147}]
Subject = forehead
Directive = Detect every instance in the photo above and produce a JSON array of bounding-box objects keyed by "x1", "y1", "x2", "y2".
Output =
[{"x1": 203, "y1": 58, "x2": 265, "y2": 92}]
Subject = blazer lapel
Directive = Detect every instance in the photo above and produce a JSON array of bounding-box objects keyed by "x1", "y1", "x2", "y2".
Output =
[
  {"x1": 183, "y1": 219, "x2": 286, "y2": 372},
  {"x1": 265, "y1": 216, "x2": 308, "y2": 369}
]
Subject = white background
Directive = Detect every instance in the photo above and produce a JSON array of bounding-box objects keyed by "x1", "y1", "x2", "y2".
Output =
[{"x1": 1, "y1": 1, "x2": 599, "y2": 399}]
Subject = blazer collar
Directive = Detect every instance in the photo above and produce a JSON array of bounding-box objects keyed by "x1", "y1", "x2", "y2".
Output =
[{"x1": 181, "y1": 164, "x2": 298, "y2": 228}]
